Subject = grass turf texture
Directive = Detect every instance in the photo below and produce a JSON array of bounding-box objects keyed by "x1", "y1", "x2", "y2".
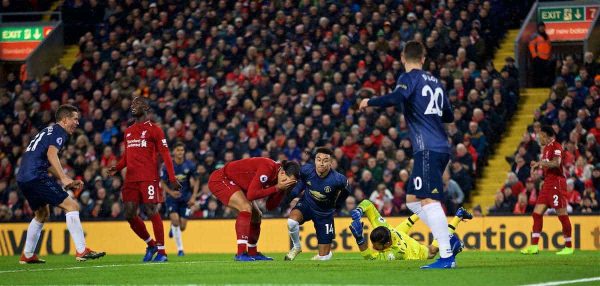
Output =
[{"x1": 1, "y1": 251, "x2": 599, "y2": 285}]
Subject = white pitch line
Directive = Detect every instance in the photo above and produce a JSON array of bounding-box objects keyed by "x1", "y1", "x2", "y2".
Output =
[
  {"x1": 0, "y1": 260, "x2": 218, "y2": 274},
  {"x1": 0, "y1": 258, "x2": 365, "y2": 275},
  {"x1": 520, "y1": 277, "x2": 600, "y2": 286}
]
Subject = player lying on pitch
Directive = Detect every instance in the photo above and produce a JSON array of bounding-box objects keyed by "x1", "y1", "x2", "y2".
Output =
[{"x1": 349, "y1": 200, "x2": 471, "y2": 261}]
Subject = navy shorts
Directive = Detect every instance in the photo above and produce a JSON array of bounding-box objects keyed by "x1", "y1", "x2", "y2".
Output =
[
  {"x1": 17, "y1": 177, "x2": 68, "y2": 211},
  {"x1": 407, "y1": 150, "x2": 450, "y2": 201},
  {"x1": 294, "y1": 199, "x2": 335, "y2": 244},
  {"x1": 166, "y1": 198, "x2": 192, "y2": 218}
]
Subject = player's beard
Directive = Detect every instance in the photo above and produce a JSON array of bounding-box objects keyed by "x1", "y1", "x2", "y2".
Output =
[{"x1": 132, "y1": 109, "x2": 145, "y2": 119}]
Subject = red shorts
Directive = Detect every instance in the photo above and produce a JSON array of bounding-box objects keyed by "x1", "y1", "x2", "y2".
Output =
[
  {"x1": 538, "y1": 178, "x2": 568, "y2": 208},
  {"x1": 208, "y1": 169, "x2": 242, "y2": 205},
  {"x1": 122, "y1": 181, "x2": 164, "y2": 204}
]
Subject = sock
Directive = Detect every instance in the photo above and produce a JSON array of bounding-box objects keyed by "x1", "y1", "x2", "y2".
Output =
[
  {"x1": 422, "y1": 202, "x2": 452, "y2": 258},
  {"x1": 236, "y1": 211, "x2": 251, "y2": 255},
  {"x1": 558, "y1": 215, "x2": 572, "y2": 248},
  {"x1": 144, "y1": 237, "x2": 156, "y2": 247},
  {"x1": 172, "y1": 225, "x2": 183, "y2": 251},
  {"x1": 65, "y1": 211, "x2": 86, "y2": 253},
  {"x1": 532, "y1": 212, "x2": 543, "y2": 245},
  {"x1": 248, "y1": 222, "x2": 261, "y2": 256},
  {"x1": 314, "y1": 251, "x2": 333, "y2": 260},
  {"x1": 23, "y1": 218, "x2": 43, "y2": 258},
  {"x1": 288, "y1": 218, "x2": 301, "y2": 249},
  {"x1": 150, "y1": 214, "x2": 165, "y2": 255},
  {"x1": 407, "y1": 201, "x2": 429, "y2": 226},
  {"x1": 432, "y1": 216, "x2": 463, "y2": 249},
  {"x1": 448, "y1": 216, "x2": 462, "y2": 235},
  {"x1": 128, "y1": 216, "x2": 155, "y2": 246}
]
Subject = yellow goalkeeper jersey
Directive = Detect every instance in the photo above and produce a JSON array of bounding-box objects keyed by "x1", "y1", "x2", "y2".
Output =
[{"x1": 358, "y1": 201, "x2": 429, "y2": 261}]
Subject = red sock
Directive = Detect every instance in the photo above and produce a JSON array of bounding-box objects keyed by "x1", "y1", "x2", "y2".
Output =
[
  {"x1": 248, "y1": 222, "x2": 261, "y2": 256},
  {"x1": 235, "y1": 211, "x2": 251, "y2": 255},
  {"x1": 558, "y1": 215, "x2": 572, "y2": 248},
  {"x1": 128, "y1": 216, "x2": 155, "y2": 246},
  {"x1": 532, "y1": 212, "x2": 543, "y2": 245},
  {"x1": 150, "y1": 214, "x2": 166, "y2": 255}
]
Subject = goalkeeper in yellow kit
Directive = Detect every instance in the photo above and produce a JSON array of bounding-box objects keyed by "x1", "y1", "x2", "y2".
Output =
[{"x1": 349, "y1": 200, "x2": 472, "y2": 260}]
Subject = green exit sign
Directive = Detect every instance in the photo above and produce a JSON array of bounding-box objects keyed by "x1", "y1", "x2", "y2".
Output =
[
  {"x1": 0, "y1": 26, "x2": 47, "y2": 42},
  {"x1": 538, "y1": 7, "x2": 585, "y2": 22}
]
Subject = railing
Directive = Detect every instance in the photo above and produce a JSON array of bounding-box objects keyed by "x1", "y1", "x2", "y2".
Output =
[{"x1": 0, "y1": 11, "x2": 61, "y2": 23}]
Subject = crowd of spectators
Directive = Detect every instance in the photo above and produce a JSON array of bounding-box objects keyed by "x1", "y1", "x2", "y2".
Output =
[
  {"x1": 491, "y1": 53, "x2": 600, "y2": 215},
  {"x1": 1, "y1": 0, "x2": 526, "y2": 221}
]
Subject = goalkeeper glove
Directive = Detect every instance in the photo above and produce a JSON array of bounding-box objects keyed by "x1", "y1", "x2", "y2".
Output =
[
  {"x1": 349, "y1": 219, "x2": 365, "y2": 245},
  {"x1": 350, "y1": 207, "x2": 363, "y2": 221}
]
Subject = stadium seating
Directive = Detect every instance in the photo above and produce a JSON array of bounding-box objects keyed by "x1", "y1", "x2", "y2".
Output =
[
  {"x1": 491, "y1": 55, "x2": 600, "y2": 215},
  {"x1": 1, "y1": 1, "x2": 537, "y2": 221}
]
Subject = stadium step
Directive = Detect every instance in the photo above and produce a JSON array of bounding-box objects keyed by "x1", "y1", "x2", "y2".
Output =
[
  {"x1": 492, "y1": 29, "x2": 520, "y2": 69},
  {"x1": 468, "y1": 28, "x2": 550, "y2": 213},
  {"x1": 42, "y1": 0, "x2": 64, "y2": 21},
  {"x1": 58, "y1": 45, "x2": 80, "y2": 70}
]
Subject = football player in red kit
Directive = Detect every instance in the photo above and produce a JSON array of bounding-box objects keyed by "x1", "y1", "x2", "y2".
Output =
[
  {"x1": 208, "y1": 157, "x2": 300, "y2": 261},
  {"x1": 521, "y1": 125, "x2": 573, "y2": 255},
  {"x1": 108, "y1": 96, "x2": 181, "y2": 262}
]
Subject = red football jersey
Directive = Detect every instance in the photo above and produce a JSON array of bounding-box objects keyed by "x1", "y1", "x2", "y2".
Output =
[
  {"x1": 222, "y1": 157, "x2": 281, "y2": 201},
  {"x1": 116, "y1": 120, "x2": 176, "y2": 182},
  {"x1": 541, "y1": 139, "x2": 565, "y2": 181}
]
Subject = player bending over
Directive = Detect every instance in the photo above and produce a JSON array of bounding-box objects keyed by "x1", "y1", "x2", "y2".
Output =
[
  {"x1": 521, "y1": 126, "x2": 573, "y2": 255},
  {"x1": 349, "y1": 200, "x2": 471, "y2": 261},
  {"x1": 18, "y1": 105, "x2": 105, "y2": 263},
  {"x1": 161, "y1": 142, "x2": 199, "y2": 256},
  {"x1": 208, "y1": 157, "x2": 299, "y2": 261},
  {"x1": 108, "y1": 96, "x2": 181, "y2": 262},
  {"x1": 285, "y1": 147, "x2": 350, "y2": 261}
]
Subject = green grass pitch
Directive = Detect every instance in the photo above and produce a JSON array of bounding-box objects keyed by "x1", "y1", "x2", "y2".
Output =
[{"x1": 1, "y1": 251, "x2": 599, "y2": 285}]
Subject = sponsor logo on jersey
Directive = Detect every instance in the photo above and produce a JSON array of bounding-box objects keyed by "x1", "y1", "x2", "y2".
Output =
[
  {"x1": 310, "y1": 190, "x2": 327, "y2": 200},
  {"x1": 127, "y1": 139, "x2": 148, "y2": 148}
]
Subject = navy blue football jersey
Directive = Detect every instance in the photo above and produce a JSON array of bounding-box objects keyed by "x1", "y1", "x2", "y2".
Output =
[
  {"x1": 162, "y1": 160, "x2": 196, "y2": 201},
  {"x1": 291, "y1": 164, "x2": 350, "y2": 216},
  {"x1": 17, "y1": 124, "x2": 68, "y2": 182},
  {"x1": 368, "y1": 69, "x2": 453, "y2": 154}
]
